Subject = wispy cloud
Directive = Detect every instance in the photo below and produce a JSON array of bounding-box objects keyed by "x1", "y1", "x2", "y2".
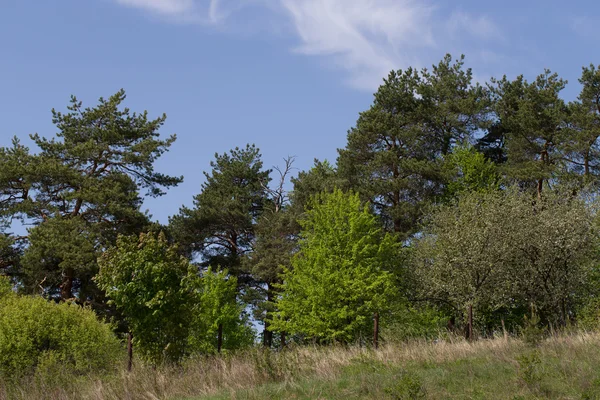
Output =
[
  {"x1": 279, "y1": 0, "x2": 434, "y2": 89},
  {"x1": 111, "y1": 0, "x2": 504, "y2": 90},
  {"x1": 115, "y1": 0, "x2": 196, "y2": 16}
]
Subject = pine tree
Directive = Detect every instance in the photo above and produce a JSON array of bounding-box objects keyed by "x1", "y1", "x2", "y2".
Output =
[
  {"x1": 338, "y1": 54, "x2": 490, "y2": 237},
  {"x1": 0, "y1": 90, "x2": 181, "y2": 305},
  {"x1": 169, "y1": 144, "x2": 270, "y2": 287},
  {"x1": 490, "y1": 71, "x2": 569, "y2": 198}
]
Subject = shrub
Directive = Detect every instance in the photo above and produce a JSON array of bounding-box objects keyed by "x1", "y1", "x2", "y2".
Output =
[{"x1": 0, "y1": 278, "x2": 121, "y2": 379}]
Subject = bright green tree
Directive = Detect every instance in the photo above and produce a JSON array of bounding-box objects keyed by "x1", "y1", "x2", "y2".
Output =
[
  {"x1": 270, "y1": 189, "x2": 397, "y2": 343},
  {"x1": 188, "y1": 267, "x2": 255, "y2": 353},
  {"x1": 96, "y1": 232, "x2": 196, "y2": 365},
  {"x1": 443, "y1": 144, "x2": 501, "y2": 198}
]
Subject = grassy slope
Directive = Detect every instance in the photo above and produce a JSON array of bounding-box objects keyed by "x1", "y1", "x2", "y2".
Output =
[
  {"x1": 195, "y1": 335, "x2": 600, "y2": 400},
  {"x1": 4, "y1": 333, "x2": 600, "y2": 399}
]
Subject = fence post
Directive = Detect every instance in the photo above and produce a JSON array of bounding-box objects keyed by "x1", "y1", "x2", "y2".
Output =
[
  {"x1": 467, "y1": 304, "x2": 474, "y2": 342},
  {"x1": 373, "y1": 312, "x2": 379, "y2": 349},
  {"x1": 217, "y1": 323, "x2": 223, "y2": 353},
  {"x1": 127, "y1": 332, "x2": 133, "y2": 372}
]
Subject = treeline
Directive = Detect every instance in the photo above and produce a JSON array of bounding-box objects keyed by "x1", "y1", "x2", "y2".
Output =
[{"x1": 1, "y1": 54, "x2": 600, "y2": 373}]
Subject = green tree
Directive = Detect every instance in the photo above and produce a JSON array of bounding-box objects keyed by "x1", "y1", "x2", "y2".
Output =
[
  {"x1": 563, "y1": 64, "x2": 600, "y2": 187},
  {"x1": 443, "y1": 144, "x2": 501, "y2": 198},
  {"x1": 290, "y1": 159, "x2": 344, "y2": 214},
  {"x1": 96, "y1": 232, "x2": 196, "y2": 365},
  {"x1": 490, "y1": 71, "x2": 569, "y2": 198},
  {"x1": 413, "y1": 188, "x2": 597, "y2": 332},
  {"x1": 0, "y1": 90, "x2": 181, "y2": 303},
  {"x1": 170, "y1": 144, "x2": 270, "y2": 286},
  {"x1": 243, "y1": 157, "x2": 297, "y2": 347},
  {"x1": 338, "y1": 54, "x2": 490, "y2": 237},
  {"x1": 270, "y1": 189, "x2": 397, "y2": 343},
  {"x1": 188, "y1": 267, "x2": 255, "y2": 353}
]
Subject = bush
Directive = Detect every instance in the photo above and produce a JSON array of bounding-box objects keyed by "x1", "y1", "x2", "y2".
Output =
[
  {"x1": 577, "y1": 297, "x2": 600, "y2": 331},
  {"x1": 0, "y1": 278, "x2": 122, "y2": 379},
  {"x1": 383, "y1": 304, "x2": 448, "y2": 342}
]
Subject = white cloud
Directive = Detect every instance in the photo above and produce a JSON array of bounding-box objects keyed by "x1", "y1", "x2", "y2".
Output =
[
  {"x1": 115, "y1": 0, "x2": 195, "y2": 16},
  {"x1": 279, "y1": 0, "x2": 434, "y2": 89},
  {"x1": 111, "y1": 0, "x2": 504, "y2": 90}
]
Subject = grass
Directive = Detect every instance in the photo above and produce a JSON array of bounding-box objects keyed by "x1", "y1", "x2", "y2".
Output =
[{"x1": 3, "y1": 332, "x2": 600, "y2": 399}]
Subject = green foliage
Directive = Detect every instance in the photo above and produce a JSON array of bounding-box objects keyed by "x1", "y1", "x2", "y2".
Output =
[
  {"x1": 271, "y1": 189, "x2": 397, "y2": 343},
  {"x1": 564, "y1": 64, "x2": 600, "y2": 187},
  {"x1": 0, "y1": 280, "x2": 121, "y2": 379},
  {"x1": 21, "y1": 216, "x2": 100, "y2": 300},
  {"x1": 522, "y1": 305, "x2": 545, "y2": 346},
  {"x1": 516, "y1": 350, "x2": 542, "y2": 387},
  {"x1": 383, "y1": 304, "x2": 448, "y2": 341},
  {"x1": 290, "y1": 159, "x2": 344, "y2": 213},
  {"x1": 443, "y1": 144, "x2": 501, "y2": 198},
  {"x1": 384, "y1": 372, "x2": 427, "y2": 400},
  {"x1": 96, "y1": 232, "x2": 196, "y2": 364},
  {"x1": 0, "y1": 275, "x2": 12, "y2": 299},
  {"x1": 577, "y1": 297, "x2": 600, "y2": 330},
  {"x1": 0, "y1": 232, "x2": 20, "y2": 278},
  {"x1": 0, "y1": 90, "x2": 180, "y2": 303},
  {"x1": 413, "y1": 187, "x2": 598, "y2": 329},
  {"x1": 338, "y1": 54, "x2": 491, "y2": 236},
  {"x1": 490, "y1": 71, "x2": 568, "y2": 195},
  {"x1": 188, "y1": 268, "x2": 255, "y2": 353},
  {"x1": 170, "y1": 144, "x2": 270, "y2": 284}
]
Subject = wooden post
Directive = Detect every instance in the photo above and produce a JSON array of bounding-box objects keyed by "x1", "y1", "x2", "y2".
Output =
[
  {"x1": 127, "y1": 332, "x2": 133, "y2": 372},
  {"x1": 467, "y1": 304, "x2": 474, "y2": 342},
  {"x1": 217, "y1": 323, "x2": 223, "y2": 353},
  {"x1": 280, "y1": 331, "x2": 286, "y2": 348},
  {"x1": 373, "y1": 312, "x2": 379, "y2": 349},
  {"x1": 501, "y1": 319, "x2": 508, "y2": 342}
]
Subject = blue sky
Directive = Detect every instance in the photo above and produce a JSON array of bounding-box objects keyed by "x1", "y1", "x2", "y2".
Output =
[{"x1": 1, "y1": 0, "x2": 598, "y2": 223}]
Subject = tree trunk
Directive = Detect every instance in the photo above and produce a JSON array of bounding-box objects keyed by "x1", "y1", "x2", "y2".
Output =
[
  {"x1": 465, "y1": 304, "x2": 474, "y2": 342},
  {"x1": 263, "y1": 283, "x2": 274, "y2": 347},
  {"x1": 373, "y1": 312, "x2": 380, "y2": 349},
  {"x1": 60, "y1": 268, "x2": 74, "y2": 300},
  {"x1": 280, "y1": 331, "x2": 286, "y2": 348}
]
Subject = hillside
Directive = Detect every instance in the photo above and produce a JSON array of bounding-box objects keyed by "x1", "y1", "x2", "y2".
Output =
[{"x1": 4, "y1": 332, "x2": 600, "y2": 399}]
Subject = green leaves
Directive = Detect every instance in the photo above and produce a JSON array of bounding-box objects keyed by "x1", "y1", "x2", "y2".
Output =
[
  {"x1": 271, "y1": 189, "x2": 397, "y2": 343},
  {"x1": 413, "y1": 188, "x2": 597, "y2": 327},
  {"x1": 0, "y1": 278, "x2": 121, "y2": 379},
  {"x1": 96, "y1": 232, "x2": 196, "y2": 364},
  {"x1": 187, "y1": 268, "x2": 255, "y2": 354},
  {"x1": 338, "y1": 54, "x2": 491, "y2": 236},
  {"x1": 0, "y1": 90, "x2": 180, "y2": 304},
  {"x1": 170, "y1": 144, "x2": 270, "y2": 283}
]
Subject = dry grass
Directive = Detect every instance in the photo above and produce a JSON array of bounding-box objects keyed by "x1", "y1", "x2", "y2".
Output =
[{"x1": 2, "y1": 332, "x2": 600, "y2": 399}]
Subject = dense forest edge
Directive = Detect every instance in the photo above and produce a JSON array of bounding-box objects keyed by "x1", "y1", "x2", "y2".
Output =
[{"x1": 2, "y1": 53, "x2": 600, "y2": 398}]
